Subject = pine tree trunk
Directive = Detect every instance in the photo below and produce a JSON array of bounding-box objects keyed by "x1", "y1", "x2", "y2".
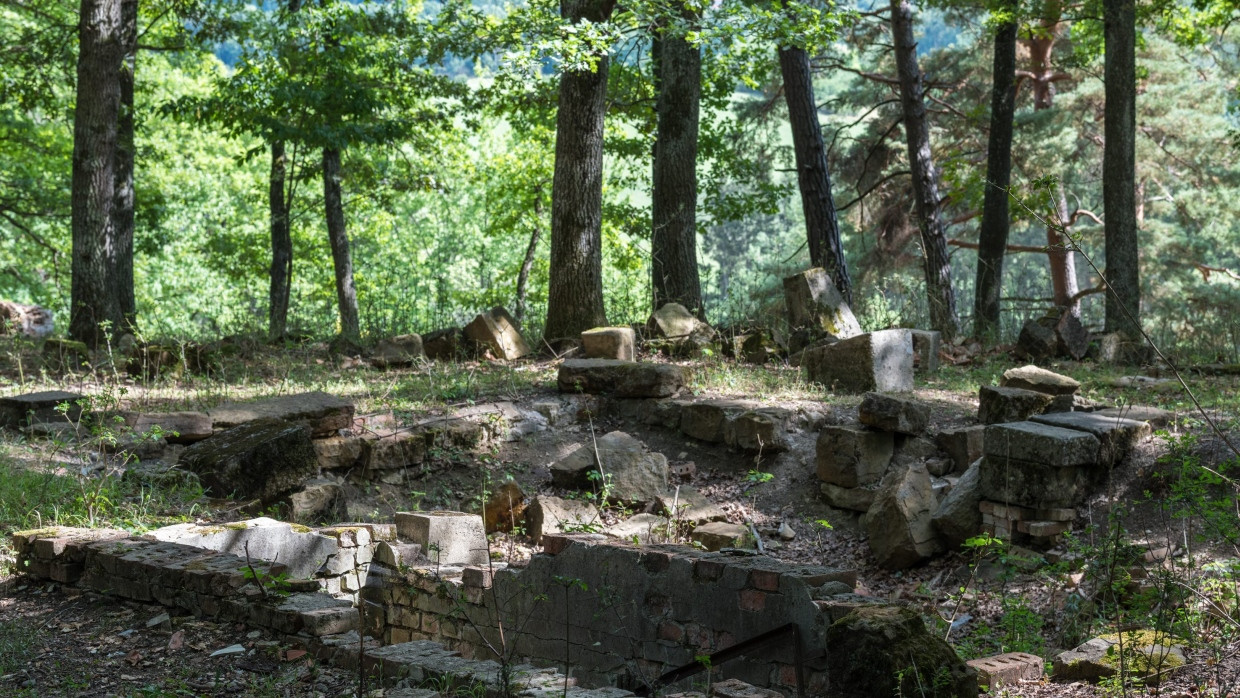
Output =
[
  {"x1": 322, "y1": 147, "x2": 360, "y2": 340},
  {"x1": 889, "y1": 0, "x2": 959, "y2": 340},
  {"x1": 650, "y1": 16, "x2": 704, "y2": 317},
  {"x1": 1103, "y1": 0, "x2": 1140, "y2": 338},
  {"x1": 973, "y1": 14, "x2": 1017, "y2": 339},
  {"x1": 113, "y1": 0, "x2": 136, "y2": 331},
  {"x1": 1050, "y1": 183, "x2": 1080, "y2": 312},
  {"x1": 269, "y1": 141, "x2": 293, "y2": 340},
  {"x1": 543, "y1": 0, "x2": 616, "y2": 342},
  {"x1": 69, "y1": 0, "x2": 126, "y2": 347},
  {"x1": 780, "y1": 45, "x2": 852, "y2": 305}
]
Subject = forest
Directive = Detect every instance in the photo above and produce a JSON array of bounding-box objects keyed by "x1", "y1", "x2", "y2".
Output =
[{"x1": 2, "y1": 0, "x2": 1238, "y2": 356}]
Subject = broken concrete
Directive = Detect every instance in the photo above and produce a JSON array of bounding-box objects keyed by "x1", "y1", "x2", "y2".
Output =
[
  {"x1": 0, "y1": 390, "x2": 84, "y2": 427},
  {"x1": 802, "y1": 329, "x2": 914, "y2": 393},
  {"x1": 909, "y1": 329, "x2": 940, "y2": 373},
  {"x1": 816, "y1": 424, "x2": 893, "y2": 488},
  {"x1": 931, "y1": 459, "x2": 982, "y2": 549},
  {"x1": 395, "y1": 511, "x2": 488, "y2": 566},
  {"x1": 372, "y1": 334, "x2": 425, "y2": 368}
]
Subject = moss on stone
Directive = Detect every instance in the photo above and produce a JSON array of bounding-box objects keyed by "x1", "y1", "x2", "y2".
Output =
[{"x1": 826, "y1": 605, "x2": 977, "y2": 698}]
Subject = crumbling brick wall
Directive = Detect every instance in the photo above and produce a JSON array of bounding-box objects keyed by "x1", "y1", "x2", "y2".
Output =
[{"x1": 361, "y1": 533, "x2": 858, "y2": 693}]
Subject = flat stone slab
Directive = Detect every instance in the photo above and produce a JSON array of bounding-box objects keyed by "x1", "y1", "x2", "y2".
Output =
[
  {"x1": 1094, "y1": 405, "x2": 1174, "y2": 428},
  {"x1": 123, "y1": 410, "x2": 213, "y2": 443},
  {"x1": 179, "y1": 418, "x2": 316, "y2": 504},
  {"x1": 1031, "y1": 411, "x2": 1151, "y2": 466},
  {"x1": 655, "y1": 487, "x2": 727, "y2": 525},
  {"x1": 557, "y1": 359, "x2": 685, "y2": 398},
  {"x1": 147, "y1": 517, "x2": 341, "y2": 579},
  {"x1": 0, "y1": 390, "x2": 84, "y2": 427},
  {"x1": 1000, "y1": 365, "x2": 1080, "y2": 396},
  {"x1": 983, "y1": 422, "x2": 1100, "y2": 467},
  {"x1": 209, "y1": 391, "x2": 354, "y2": 437}
]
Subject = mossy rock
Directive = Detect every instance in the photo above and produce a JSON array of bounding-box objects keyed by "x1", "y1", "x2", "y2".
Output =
[
  {"x1": 826, "y1": 605, "x2": 978, "y2": 698},
  {"x1": 1054, "y1": 629, "x2": 1187, "y2": 682}
]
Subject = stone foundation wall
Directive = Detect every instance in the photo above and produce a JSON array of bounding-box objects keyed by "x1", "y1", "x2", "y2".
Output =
[{"x1": 361, "y1": 533, "x2": 859, "y2": 693}]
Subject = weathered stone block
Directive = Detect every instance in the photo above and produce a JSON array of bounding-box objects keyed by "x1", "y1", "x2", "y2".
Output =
[
  {"x1": 803, "y1": 330, "x2": 913, "y2": 393},
  {"x1": 550, "y1": 431, "x2": 668, "y2": 504},
  {"x1": 525, "y1": 497, "x2": 600, "y2": 544},
  {"x1": 931, "y1": 459, "x2": 982, "y2": 548},
  {"x1": 315, "y1": 435, "x2": 365, "y2": 471},
  {"x1": 396, "y1": 511, "x2": 488, "y2": 566},
  {"x1": 820, "y1": 483, "x2": 877, "y2": 512},
  {"x1": 782, "y1": 268, "x2": 862, "y2": 340},
  {"x1": 0, "y1": 390, "x2": 84, "y2": 427},
  {"x1": 423, "y1": 327, "x2": 465, "y2": 360},
  {"x1": 284, "y1": 479, "x2": 347, "y2": 523},
  {"x1": 816, "y1": 424, "x2": 893, "y2": 487},
  {"x1": 1094, "y1": 405, "x2": 1173, "y2": 429},
  {"x1": 147, "y1": 518, "x2": 339, "y2": 579},
  {"x1": 363, "y1": 429, "x2": 428, "y2": 471},
  {"x1": 372, "y1": 334, "x2": 425, "y2": 368},
  {"x1": 999, "y1": 364, "x2": 1080, "y2": 396},
  {"x1": 1030, "y1": 411, "x2": 1151, "y2": 467},
  {"x1": 865, "y1": 463, "x2": 943, "y2": 569},
  {"x1": 858, "y1": 392, "x2": 929, "y2": 434},
  {"x1": 977, "y1": 385, "x2": 1054, "y2": 425},
  {"x1": 909, "y1": 329, "x2": 940, "y2": 373},
  {"x1": 935, "y1": 426, "x2": 985, "y2": 474},
  {"x1": 179, "y1": 418, "x2": 316, "y2": 504},
  {"x1": 557, "y1": 359, "x2": 686, "y2": 398},
  {"x1": 581, "y1": 327, "x2": 636, "y2": 361},
  {"x1": 464, "y1": 306, "x2": 530, "y2": 360},
  {"x1": 209, "y1": 391, "x2": 354, "y2": 437},
  {"x1": 122, "y1": 411, "x2": 212, "y2": 443},
  {"x1": 690, "y1": 522, "x2": 753, "y2": 551},
  {"x1": 984, "y1": 421, "x2": 1101, "y2": 467},
  {"x1": 826, "y1": 606, "x2": 977, "y2": 698},
  {"x1": 725, "y1": 410, "x2": 788, "y2": 454}
]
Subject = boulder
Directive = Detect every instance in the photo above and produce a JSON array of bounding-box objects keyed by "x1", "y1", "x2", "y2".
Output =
[
  {"x1": 148, "y1": 517, "x2": 339, "y2": 579},
  {"x1": 525, "y1": 495, "x2": 600, "y2": 543},
  {"x1": 284, "y1": 479, "x2": 348, "y2": 523},
  {"x1": 557, "y1": 359, "x2": 686, "y2": 398},
  {"x1": 179, "y1": 418, "x2": 316, "y2": 504},
  {"x1": 581, "y1": 327, "x2": 636, "y2": 361},
  {"x1": 0, "y1": 300, "x2": 53, "y2": 338},
  {"x1": 122, "y1": 411, "x2": 212, "y2": 444},
  {"x1": 549, "y1": 431, "x2": 668, "y2": 505},
  {"x1": 803, "y1": 330, "x2": 914, "y2": 393},
  {"x1": 820, "y1": 483, "x2": 878, "y2": 512},
  {"x1": 423, "y1": 327, "x2": 466, "y2": 360},
  {"x1": 910, "y1": 329, "x2": 941, "y2": 373},
  {"x1": 482, "y1": 481, "x2": 527, "y2": 533},
  {"x1": 931, "y1": 459, "x2": 983, "y2": 548},
  {"x1": 782, "y1": 268, "x2": 862, "y2": 340},
  {"x1": 1031, "y1": 411, "x2": 1151, "y2": 467},
  {"x1": 1055, "y1": 312, "x2": 1090, "y2": 360},
  {"x1": 395, "y1": 511, "x2": 488, "y2": 566},
  {"x1": 464, "y1": 306, "x2": 531, "y2": 360},
  {"x1": 858, "y1": 392, "x2": 930, "y2": 434},
  {"x1": 1053, "y1": 630, "x2": 1186, "y2": 682},
  {"x1": 0, "y1": 390, "x2": 84, "y2": 428},
  {"x1": 655, "y1": 487, "x2": 727, "y2": 525},
  {"x1": 826, "y1": 606, "x2": 978, "y2": 698},
  {"x1": 977, "y1": 385, "x2": 1053, "y2": 425},
  {"x1": 1000, "y1": 365, "x2": 1080, "y2": 396},
  {"x1": 647, "y1": 303, "x2": 715, "y2": 356},
  {"x1": 371, "y1": 334, "x2": 425, "y2": 368},
  {"x1": 690, "y1": 522, "x2": 754, "y2": 551},
  {"x1": 816, "y1": 424, "x2": 893, "y2": 487},
  {"x1": 936, "y1": 425, "x2": 985, "y2": 474},
  {"x1": 1015, "y1": 316, "x2": 1059, "y2": 361},
  {"x1": 865, "y1": 462, "x2": 943, "y2": 569},
  {"x1": 209, "y1": 391, "x2": 354, "y2": 437}
]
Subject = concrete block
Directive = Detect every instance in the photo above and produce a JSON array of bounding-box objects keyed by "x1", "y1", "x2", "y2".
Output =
[
  {"x1": 396, "y1": 511, "x2": 489, "y2": 566},
  {"x1": 581, "y1": 327, "x2": 636, "y2": 361}
]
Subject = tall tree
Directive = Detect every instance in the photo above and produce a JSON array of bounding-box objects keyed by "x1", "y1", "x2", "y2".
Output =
[
  {"x1": 889, "y1": 0, "x2": 959, "y2": 339},
  {"x1": 1103, "y1": 0, "x2": 1140, "y2": 338},
  {"x1": 69, "y1": 0, "x2": 128, "y2": 346},
  {"x1": 543, "y1": 0, "x2": 617, "y2": 342},
  {"x1": 973, "y1": 3, "x2": 1018, "y2": 338},
  {"x1": 268, "y1": 0, "x2": 302, "y2": 341},
  {"x1": 650, "y1": 8, "x2": 704, "y2": 316},
  {"x1": 322, "y1": 147, "x2": 359, "y2": 340},
  {"x1": 780, "y1": 44, "x2": 851, "y2": 304},
  {"x1": 114, "y1": 0, "x2": 137, "y2": 328}
]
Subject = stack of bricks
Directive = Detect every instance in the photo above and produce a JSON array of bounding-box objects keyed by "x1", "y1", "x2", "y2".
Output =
[{"x1": 979, "y1": 501, "x2": 1074, "y2": 548}]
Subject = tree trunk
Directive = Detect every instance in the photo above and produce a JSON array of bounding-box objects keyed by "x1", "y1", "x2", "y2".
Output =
[
  {"x1": 889, "y1": 0, "x2": 959, "y2": 340},
  {"x1": 543, "y1": 0, "x2": 616, "y2": 341},
  {"x1": 973, "y1": 13, "x2": 1017, "y2": 339},
  {"x1": 322, "y1": 147, "x2": 360, "y2": 341},
  {"x1": 69, "y1": 0, "x2": 126, "y2": 347},
  {"x1": 651, "y1": 15, "x2": 704, "y2": 317},
  {"x1": 514, "y1": 194, "x2": 544, "y2": 324},
  {"x1": 780, "y1": 45, "x2": 852, "y2": 305},
  {"x1": 1050, "y1": 182, "x2": 1080, "y2": 312},
  {"x1": 1103, "y1": 0, "x2": 1140, "y2": 338},
  {"x1": 113, "y1": 0, "x2": 136, "y2": 331},
  {"x1": 269, "y1": 141, "x2": 293, "y2": 340}
]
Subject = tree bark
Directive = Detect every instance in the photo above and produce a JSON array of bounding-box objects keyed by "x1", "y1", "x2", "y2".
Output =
[
  {"x1": 1103, "y1": 0, "x2": 1140, "y2": 338},
  {"x1": 889, "y1": 0, "x2": 959, "y2": 339},
  {"x1": 780, "y1": 45, "x2": 852, "y2": 305},
  {"x1": 651, "y1": 15, "x2": 705, "y2": 317},
  {"x1": 113, "y1": 0, "x2": 136, "y2": 331},
  {"x1": 69, "y1": 0, "x2": 126, "y2": 347},
  {"x1": 269, "y1": 141, "x2": 293, "y2": 340},
  {"x1": 973, "y1": 13, "x2": 1017, "y2": 339},
  {"x1": 543, "y1": 0, "x2": 616, "y2": 342},
  {"x1": 322, "y1": 147, "x2": 360, "y2": 340}
]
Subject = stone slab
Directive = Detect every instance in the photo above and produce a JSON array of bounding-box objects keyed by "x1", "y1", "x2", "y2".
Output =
[
  {"x1": 209, "y1": 391, "x2": 354, "y2": 437},
  {"x1": 557, "y1": 359, "x2": 686, "y2": 398},
  {"x1": 0, "y1": 390, "x2": 84, "y2": 427}
]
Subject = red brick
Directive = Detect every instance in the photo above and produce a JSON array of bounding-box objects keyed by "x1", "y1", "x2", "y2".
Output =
[
  {"x1": 694, "y1": 559, "x2": 725, "y2": 581},
  {"x1": 748, "y1": 569, "x2": 781, "y2": 591},
  {"x1": 738, "y1": 589, "x2": 766, "y2": 612},
  {"x1": 966, "y1": 652, "x2": 1043, "y2": 688}
]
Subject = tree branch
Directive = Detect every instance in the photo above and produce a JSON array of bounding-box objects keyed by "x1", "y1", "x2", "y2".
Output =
[{"x1": 838, "y1": 170, "x2": 911, "y2": 212}]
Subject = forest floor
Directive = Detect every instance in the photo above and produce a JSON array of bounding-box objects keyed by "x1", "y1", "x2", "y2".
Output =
[{"x1": 0, "y1": 336, "x2": 1238, "y2": 697}]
